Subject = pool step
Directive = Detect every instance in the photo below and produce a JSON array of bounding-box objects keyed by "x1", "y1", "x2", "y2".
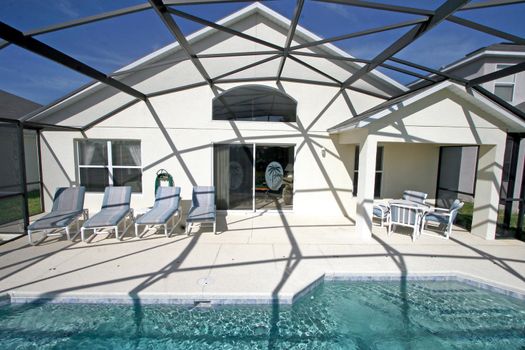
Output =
[{"x1": 192, "y1": 300, "x2": 212, "y2": 309}]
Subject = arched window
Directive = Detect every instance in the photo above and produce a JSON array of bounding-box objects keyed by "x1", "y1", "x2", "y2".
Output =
[{"x1": 212, "y1": 85, "x2": 297, "y2": 122}]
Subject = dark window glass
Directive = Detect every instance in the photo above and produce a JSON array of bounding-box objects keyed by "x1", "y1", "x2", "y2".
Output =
[
  {"x1": 354, "y1": 146, "x2": 359, "y2": 171},
  {"x1": 376, "y1": 147, "x2": 384, "y2": 171},
  {"x1": 374, "y1": 173, "x2": 382, "y2": 198},
  {"x1": 213, "y1": 85, "x2": 296, "y2": 122},
  {"x1": 78, "y1": 140, "x2": 108, "y2": 165},
  {"x1": 80, "y1": 168, "x2": 109, "y2": 192},
  {"x1": 112, "y1": 140, "x2": 141, "y2": 166},
  {"x1": 353, "y1": 145, "x2": 383, "y2": 197},
  {"x1": 214, "y1": 144, "x2": 254, "y2": 210},
  {"x1": 77, "y1": 139, "x2": 142, "y2": 193},
  {"x1": 114, "y1": 168, "x2": 142, "y2": 193},
  {"x1": 494, "y1": 85, "x2": 513, "y2": 102}
]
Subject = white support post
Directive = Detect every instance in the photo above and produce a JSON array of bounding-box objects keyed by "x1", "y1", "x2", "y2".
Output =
[
  {"x1": 356, "y1": 136, "x2": 377, "y2": 239},
  {"x1": 471, "y1": 144, "x2": 505, "y2": 240}
]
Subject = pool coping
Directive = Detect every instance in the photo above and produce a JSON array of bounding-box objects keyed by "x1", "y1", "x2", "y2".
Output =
[{"x1": 3, "y1": 271, "x2": 524, "y2": 306}]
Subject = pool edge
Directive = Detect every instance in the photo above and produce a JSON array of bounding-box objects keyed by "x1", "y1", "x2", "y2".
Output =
[{"x1": 5, "y1": 272, "x2": 525, "y2": 306}]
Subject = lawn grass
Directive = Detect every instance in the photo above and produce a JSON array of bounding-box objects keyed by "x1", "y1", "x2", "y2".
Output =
[
  {"x1": 456, "y1": 202, "x2": 473, "y2": 231},
  {"x1": 0, "y1": 190, "x2": 42, "y2": 226},
  {"x1": 456, "y1": 201, "x2": 523, "y2": 233}
]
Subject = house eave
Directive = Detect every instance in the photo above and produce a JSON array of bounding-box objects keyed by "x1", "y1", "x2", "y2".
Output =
[{"x1": 328, "y1": 81, "x2": 525, "y2": 135}]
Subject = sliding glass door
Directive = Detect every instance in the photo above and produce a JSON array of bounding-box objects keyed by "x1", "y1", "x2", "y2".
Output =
[
  {"x1": 214, "y1": 144, "x2": 254, "y2": 210},
  {"x1": 255, "y1": 145, "x2": 294, "y2": 210},
  {"x1": 214, "y1": 144, "x2": 294, "y2": 211}
]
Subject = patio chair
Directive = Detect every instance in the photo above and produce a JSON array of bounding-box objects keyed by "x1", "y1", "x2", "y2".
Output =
[
  {"x1": 81, "y1": 186, "x2": 133, "y2": 242},
  {"x1": 422, "y1": 199, "x2": 464, "y2": 239},
  {"x1": 27, "y1": 187, "x2": 87, "y2": 245},
  {"x1": 373, "y1": 203, "x2": 390, "y2": 227},
  {"x1": 388, "y1": 203, "x2": 422, "y2": 242},
  {"x1": 402, "y1": 190, "x2": 428, "y2": 205},
  {"x1": 186, "y1": 186, "x2": 216, "y2": 235},
  {"x1": 135, "y1": 186, "x2": 181, "y2": 238}
]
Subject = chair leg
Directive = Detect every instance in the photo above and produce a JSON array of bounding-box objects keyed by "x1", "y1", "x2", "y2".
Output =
[
  {"x1": 164, "y1": 224, "x2": 169, "y2": 238},
  {"x1": 412, "y1": 223, "x2": 419, "y2": 242},
  {"x1": 28, "y1": 230, "x2": 33, "y2": 245},
  {"x1": 135, "y1": 223, "x2": 139, "y2": 238},
  {"x1": 65, "y1": 226, "x2": 71, "y2": 240},
  {"x1": 174, "y1": 211, "x2": 182, "y2": 229},
  {"x1": 213, "y1": 221, "x2": 216, "y2": 235},
  {"x1": 115, "y1": 226, "x2": 120, "y2": 240},
  {"x1": 81, "y1": 227, "x2": 86, "y2": 242}
]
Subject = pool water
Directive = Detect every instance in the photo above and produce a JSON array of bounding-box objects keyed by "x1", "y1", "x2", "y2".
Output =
[{"x1": 1, "y1": 280, "x2": 524, "y2": 349}]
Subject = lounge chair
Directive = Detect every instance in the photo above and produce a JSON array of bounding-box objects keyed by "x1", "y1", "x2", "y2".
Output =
[
  {"x1": 135, "y1": 186, "x2": 181, "y2": 238},
  {"x1": 186, "y1": 186, "x2": 216, "y2": 235},
  {"x1": 388, "y1": 202, "x2": 422, "y2": 241},
  {"x1": 81, "y1": 186, "x2": 133, "y2": 242},
  {"x1": 402, "y1": 190, "x2": 428, "y2": 205},
  {"x1": 27, "y1": 187, "x2": 87, "y2": 245},
  {"x1": 373, "y1": 203, "x2": 390, "y2": 227},
  {"x1": 422, "y1": 199, "x2": 464, "y2": 239}
]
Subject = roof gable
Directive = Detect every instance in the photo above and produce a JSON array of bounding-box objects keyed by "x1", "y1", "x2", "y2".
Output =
[
  {"x1": 26, "y1": 3, "x2": 407, "y2": 128},
  {"x1": 329, "y1": 81, "x2": 525, "y2": 133}
]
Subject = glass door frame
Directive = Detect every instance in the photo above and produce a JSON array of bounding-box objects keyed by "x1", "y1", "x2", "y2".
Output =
[{"x1": 212, "y1": 142, "x2": 296, "y2": 213}]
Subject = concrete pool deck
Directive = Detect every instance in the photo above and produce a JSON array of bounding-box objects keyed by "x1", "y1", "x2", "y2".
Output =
[{"x1": 1, "y1": 213, "x2": 524, "y2": 304}]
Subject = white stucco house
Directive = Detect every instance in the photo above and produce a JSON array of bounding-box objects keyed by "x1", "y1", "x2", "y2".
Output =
[
  {"x1": 22, "y1": 4, "x2": 525, "y2": 241},
  {"x1": 409, "y1": 43, "x2": 525, "y2": 232}
]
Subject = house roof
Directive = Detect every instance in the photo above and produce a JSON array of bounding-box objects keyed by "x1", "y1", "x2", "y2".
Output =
[
  {"x1": 2, "y1": 1, "x2": 523, "y2": 131},
  {"x1": 19, "y1": 3, "x2": 409, "y2": 129},
  {"x1": 328, "y1": 80, "x2": 525, "y2": 134},
  {"x1": 408, "y1": 43, "x2": 525, "y2": 89},
  {"x1": 443, "y1": 43, "x2": 525, "y2": 72},
  {"x1": 0, "y1": 89, "x2": 41, "y2": 120}
]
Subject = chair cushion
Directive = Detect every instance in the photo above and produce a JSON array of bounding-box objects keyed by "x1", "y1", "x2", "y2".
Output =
[
  {"x1": 424, "y1": 213, "x2": 449, "y2": 225},
  {"x1": 28, "y1": 210, "x2": 83, "y2": 230},
  {"x1": 187, "y1": 186, "x2": 216, "y2": 223},
  {"x1": 186, "y1": 206, "x2": 216, "y2": 223},
  {"x1": 137, "y1": 187, "x2": 181, "y2": 225},
  {"x1": 83, "y1": 208, "x2": 130, "y2": 228},
  {"x1": 449, "y1": 199, "x2": 461, "y2": 211},
  {"x1": 102, "y1": 186, "x2": 131, "y2": 210},
  {"x1": 373, "y1": 205, "x2": 389, "y2": 219},
  {"x1": 51, "y1": 187, "x2": 85, "y2": 213},
  {"x1": 191, "y1": 186, "x2": 214, "y2": 208},
  {"x1": 153, "y1": 187, "x2": 180, "y2": 209}
]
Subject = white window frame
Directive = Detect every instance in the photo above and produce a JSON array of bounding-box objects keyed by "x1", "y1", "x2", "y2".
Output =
[
  {"x1": 77, "y1": 139, "x2": 142, "y2": 192},
  {"x1": 494, "y1": 64, "x2": 515, "y2": 103}
]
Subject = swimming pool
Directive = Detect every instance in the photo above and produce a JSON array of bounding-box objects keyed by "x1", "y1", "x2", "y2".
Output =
[{"x1": 1, "y1": 280, "x2": 524, "y2": 349}]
